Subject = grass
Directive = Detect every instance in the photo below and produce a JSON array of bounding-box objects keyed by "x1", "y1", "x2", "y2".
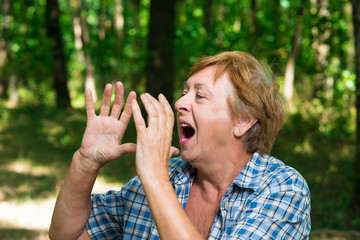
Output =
[
  {"x1": 0, "y1": 105, "x2": 139, "y2": 188},
  {"x1": 0, "y1": 228, "x2": 48, "y2": 240}
]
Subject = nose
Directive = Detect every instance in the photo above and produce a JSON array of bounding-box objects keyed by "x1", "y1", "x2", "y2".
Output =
[{"x1": 175, "y1": 95, "x2": 192, "y2": 113}]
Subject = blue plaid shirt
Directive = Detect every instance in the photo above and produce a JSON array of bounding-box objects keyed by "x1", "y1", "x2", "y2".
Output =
[{"x1": 86, "y1": 152, "x2": 311, "y2": 239}]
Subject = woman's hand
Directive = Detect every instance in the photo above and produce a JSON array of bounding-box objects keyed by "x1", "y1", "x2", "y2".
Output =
[
  {"x1": 132, "y1": 93, "x2": 179, "y2": 179},
  {"x1": 77, "y1": 82, "x2": 137, "y2": 172}
]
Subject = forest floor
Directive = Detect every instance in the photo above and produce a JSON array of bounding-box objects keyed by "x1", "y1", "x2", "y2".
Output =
[
  {"x1": 0, "y1": 179, "x2": 121, "y2": 239},
  {"x1": 1, "y1": 194, "x2": 360, "y2": 240},
  {"x1": 1, "y1": 193, "x2": 360, "y2": 240},
  {"x1": 0, "y1": 106, "x2": 359, "y2": 239}
]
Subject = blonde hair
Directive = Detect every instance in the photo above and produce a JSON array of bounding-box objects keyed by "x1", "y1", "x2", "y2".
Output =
[{"x1": 189, "y1": 51, "x2": 285, "y2": 154}]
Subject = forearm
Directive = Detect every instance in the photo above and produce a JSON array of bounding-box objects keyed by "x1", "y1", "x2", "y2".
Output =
[
  {"x1": 140, "y1": 174, "x2": 203, "y2": 240},
  {"x1": 49, "y1": 151, "x2": 98, "y2": 240}
]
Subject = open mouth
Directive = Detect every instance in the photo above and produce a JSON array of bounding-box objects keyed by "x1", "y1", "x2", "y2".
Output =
[{"x1": 179, "y1": 122, "x2": 195, "y2": 143}]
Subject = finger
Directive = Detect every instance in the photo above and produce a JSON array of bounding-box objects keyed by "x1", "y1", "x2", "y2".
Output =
[
  {"x1": 118, "y1": 143, "x2": 137, "y2": 155},
  {"x1": 85, "y1": 89, "x2": 96, "y2": 118},
  {"x1": 110, "y1": 82, "x2": 124, "y2": 119},
  {"x1": 132, "y1": 99, "x2": 146, "y2": 133},
  {"x1": 143, "y1": 93, "x2": 168, "y2": 128},
  {"x1": 149, "y1": 93, "x2": 167, "y2": 120},
  {"x1": 99, "y1": 84, "x2": 113, "y2": 116},
  {"x1": 159, "y1": 94, "x2": 174, "y2": 130},
  {"x1": 140, "y1": 93, "x2": 160, "y2": 127},
  {"x1": 119, "y1": 91, "x2": 137, "y2": 127}
]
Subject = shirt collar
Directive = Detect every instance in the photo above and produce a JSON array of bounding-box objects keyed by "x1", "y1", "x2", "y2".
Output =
[
  {"x1": 171, "y1": 151, "x2": 269, "y2": 190},
  {"x1": 232, "y1": 151, "x2": 269, "y2": 191},
  {"x1": 170, "y1": 158, "x2": 196, "y2": 185}
]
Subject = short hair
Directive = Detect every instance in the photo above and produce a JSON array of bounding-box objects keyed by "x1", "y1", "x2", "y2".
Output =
[{"x1": 189, "y1": 51, "x2": 285, "y2": 154}]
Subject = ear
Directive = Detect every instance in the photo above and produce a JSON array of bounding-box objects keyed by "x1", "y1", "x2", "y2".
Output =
[{"x1": 233, "y1": 117, "x2": 258, "y2": 137}]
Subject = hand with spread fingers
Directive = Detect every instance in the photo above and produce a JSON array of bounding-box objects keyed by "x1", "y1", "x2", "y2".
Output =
[
  {"x1": 78, "y1": 81, "x2": 137, "y2": 172},
  {"x1": 131, "y1": 93, "x2": 179, "y2": 179}
]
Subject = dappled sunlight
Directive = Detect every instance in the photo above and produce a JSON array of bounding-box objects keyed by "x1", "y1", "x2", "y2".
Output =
[
  {"x1": 0, "y1": 106, "x2": 135, "y2": 238},
  {"x1": 41, "y1": 119, "x2": 73, "y2": 147},
  {"x1": 0, "y1": 158, "x2": 61, "y2": 202},
  {"x1": 0, "y1": 176, "x2": 125, "y2": 237},
  {"x1": 3, "y1": 159, "x2": 58, "y2": 177},
  {"x1": 293, "y1": 139, "x2": 313, "y2": 155},
  {"x1": 92, "y1": 176, "x2": 124, "y2": 193},
  {"x1": 0, "y1": 198, "x2": 55, "y2": 231}
]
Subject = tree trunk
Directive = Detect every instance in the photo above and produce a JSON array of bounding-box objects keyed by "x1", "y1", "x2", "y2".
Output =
[
  {"x1": 45, "y1": 0, "x2": 72, "y2": 109},
  {"x1": 76, "y1": 0, "x2": 97, "y2": 102},
  {"x1": 270, "y1": 0, "x2": 282, "y2": 73},
  {"x1": 351, "y1": 0, "x2": 360, "y2": 214},
  {"x1": 283, "y1": 0, "x2": 306, "y2": 108},
  {"x1": 69, "y1": 0, "x2": 97, "y2": 102},
  {"x1": 114, "y1": 0, "x2": 124, "y2": 39},
  {"x1": 8, "y1": 74, "x2": 18, "y2": 107},
  {"x1": 311, "y1": 0, "x2": 331, "y2": 98},
  {"x1": 145, "y1": 0, "x2": 176, "y2": 105},
  {"x1": 202, "y1": 0, "x2": 213, "y2": 54},
  {"x1": 204, "y1": 0, "x2": 213, "y2": 34},
  {"x1": 333, "y1": 5, "x2": 348, "y2": 103},
  {"x1": 250, "y1": 0, "x2": 258, "y2": 38},
  {"x1": 0, "y1": 0, "x2": 10, "y2": 99}
]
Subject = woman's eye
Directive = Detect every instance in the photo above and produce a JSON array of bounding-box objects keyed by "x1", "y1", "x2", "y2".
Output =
[{"x1": 196, "y1": 93, "x2": 204, "y2": 99}]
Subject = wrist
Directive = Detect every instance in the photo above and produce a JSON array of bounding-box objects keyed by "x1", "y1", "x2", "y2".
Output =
[
  {"x1": 73, "y1": 150, "x2": 101, "y2": 175},
  {"x1": 138, "y1": 168, "x2": 169, "y2": 186}
]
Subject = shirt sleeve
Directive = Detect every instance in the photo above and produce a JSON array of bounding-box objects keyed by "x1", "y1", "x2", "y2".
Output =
[
  {"x1": 224, "y1": 171, "x2": 311, "y2": 240},
  {"x1": 86, "y1": 190, "x2": 125, "y2": 239}
]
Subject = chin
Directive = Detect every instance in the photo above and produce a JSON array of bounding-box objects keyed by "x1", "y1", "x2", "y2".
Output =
[{"x1": 180, "y1": 151, "x2": 196, "y2": 163}]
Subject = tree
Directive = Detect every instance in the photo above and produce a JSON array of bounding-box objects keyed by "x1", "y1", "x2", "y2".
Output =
[
  {"x1": 0, "y1": 0, "x2": 11, "y2": 99},
  {"x1": 311, "y1": 0, "x2": 331, "y2": 98},
  {"x1": 145, "y1": 0, "x2": 176, "y2": 105},
  {"x1": 0, "y1": 0, "x2": 19, "y2": 107},
  {"x1": 45, "y1": 0, "x2": 72, "y2": 109},
  {"x1": 204, "y1": 0, "x2": 213, "y2": 34},
  {"x1": 69, "y1": 0, "x2": 97, "y2": 102},
  {"x1": 351, "y1": 0, "x2": 360, "y2": 214},
  {"x1": 283, "y1": 0, "x2": 306, "y2": 108},
  {"x1": 250, "y1": 0, "x2": 259, "y2": 38}
]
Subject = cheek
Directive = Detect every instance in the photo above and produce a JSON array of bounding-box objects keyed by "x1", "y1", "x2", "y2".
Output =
[{"x1": 198, "y1": 115, "x2": 233, "y2": 140}]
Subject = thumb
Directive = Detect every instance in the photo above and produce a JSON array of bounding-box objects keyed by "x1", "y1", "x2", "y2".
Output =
[
  {"x1": 119, "y1": 143, "x2": 137, "y2": 155},
  {"x1": 169, "y1": 146, "x2": 180, "y2": 158}
]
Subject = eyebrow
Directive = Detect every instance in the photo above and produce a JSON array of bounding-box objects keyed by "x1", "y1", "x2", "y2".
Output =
[
  {"x1": 183, "y1": 82, "x2": 213, "y2": 96},
  {"x1": 183, "y1": 82, "x2": 207, "y2": 90}
]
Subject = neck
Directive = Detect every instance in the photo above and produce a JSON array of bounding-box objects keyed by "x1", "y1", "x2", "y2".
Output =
[{"x1": 192, "y1": 150, "x2": 253, "y2": 202}]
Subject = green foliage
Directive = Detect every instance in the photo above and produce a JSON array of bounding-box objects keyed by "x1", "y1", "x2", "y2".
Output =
[
  {"x1": 0, "y1": 0, "x2": 358, "y2": 234},
  {"x1": 0, "y1": 105, "x2": 138, "y2": 203},
  {"x1": 273, "y1": 93, "x2": 358, "y2": 229}
]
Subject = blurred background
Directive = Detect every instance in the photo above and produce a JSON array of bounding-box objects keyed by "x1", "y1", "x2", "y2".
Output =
[{"x1": 0, "y1": 0, "x2": 360, "y2": 239}]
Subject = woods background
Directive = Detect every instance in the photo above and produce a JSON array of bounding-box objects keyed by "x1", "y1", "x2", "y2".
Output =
[{"x1": 0, "y1": 0, "x2": 360, "y2": 238}]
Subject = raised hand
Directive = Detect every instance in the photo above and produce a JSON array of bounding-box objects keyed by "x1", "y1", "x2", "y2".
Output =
[
  {"x1": 78, "y1": 82, "x2": 137, "y2": 172},
  {"x1": 131, "y1": 93, "x2": 179, "y2": 179}
]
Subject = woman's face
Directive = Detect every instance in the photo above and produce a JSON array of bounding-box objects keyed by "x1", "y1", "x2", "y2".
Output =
[{"x1": 175, "y1": 66, "x2": 238, "y2": 165}]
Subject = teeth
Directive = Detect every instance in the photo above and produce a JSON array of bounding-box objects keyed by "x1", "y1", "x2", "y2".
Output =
[{"x1": 180, "y1": 123, "x2": 190, "y2": 127}]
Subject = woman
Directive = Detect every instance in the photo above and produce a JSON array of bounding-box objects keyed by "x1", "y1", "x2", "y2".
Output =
[{"x1": 49, "y1": 51, "x2": 311, "y2": 239}]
